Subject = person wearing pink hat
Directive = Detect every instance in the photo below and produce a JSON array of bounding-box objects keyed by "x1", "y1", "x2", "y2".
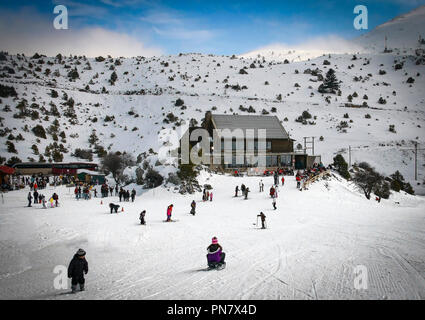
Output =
[{"x1": 206, "y1": 236, "x2": 226, "y2": 269}]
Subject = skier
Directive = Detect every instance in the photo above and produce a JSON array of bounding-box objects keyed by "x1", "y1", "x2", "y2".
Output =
[
  {"x1": 259, "y1": 180, "x2": 264, "y2": 192},
  {"x1": 131, "y1": 189, "x2": 136, "y2": 202},
  {"x1": 67, "y1": 248, "x2": 88, "y2": 293},
  {"x1": 272, "y1": 198, "x2": 277, "y2": 210},
  {"x1": 74, "y1": 187, "x2": 79, "y2": 199},
  {"x1": 126, "y1": 190, "x2": 130, "y2": 202},
  {"x1": 41, "y1": 195, "x2": 47, "y2": 209},
  {"x1": 269, "y1": 186, "x2": 275, "y2": 198},
  {"x1": 241, "y1": 184, "x2": 246, "y2": 194},
  {"x1": 210, "y1": 192, "x2": 213, "y2": 202},
  {"x1": 244, "y1": 187, "x2": 250, "y2": 200},
  {"x1": 33, "y1": 190, "x2": 39, "y2": 204},
  {"x1": 52, "y1": 193, "x2": 59, "y2": 207},
  {"x1": 166, "y1": 204, "x2": 173, "y2": 222},
  {"x1": 27, "y1": 192, "x2": 32, "y2": 207},
  {"x1": 257, "y1": 212, "x2": 267, "y2": 229},
  {"x1": 94, "y1": 189, "x2": 97, "y2": 198},
  {"x1": 281, "y1": 176, "x2": 285, "y2": 186},
  {"x1": 235, "y1": 185, "x2": 239, "y2": 197},
  {"x1": 296, "y1": 175, "x2": 301, "y2": 189},
  {"x1": 139, "y1": 210, "x2": 146, "y2": 225},
  {"x1": 190, "y1": 200, "x2": 196, "y2": 215},
  {"x1": 206, "y1": 237, "x2": 226, "y2": 269}
]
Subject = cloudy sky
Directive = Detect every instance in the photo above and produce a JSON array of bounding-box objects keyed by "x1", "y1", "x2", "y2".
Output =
[{"x1": 0, "y1": 0, "x2": 424, "y2": 57}]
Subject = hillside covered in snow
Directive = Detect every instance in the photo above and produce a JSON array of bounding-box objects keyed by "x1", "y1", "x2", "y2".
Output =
[
  {"x1": 1, "y1": 4, "x2": 425, "y2": 302},
  {"x1": 1, "y1": 172, "x2": 425, "y2": 299},
  {"x1": 0, "y1": 6, "x2": 424, "y2": 193}
]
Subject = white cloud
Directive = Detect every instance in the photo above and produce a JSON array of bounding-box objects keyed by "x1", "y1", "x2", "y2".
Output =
[
  {"x1": 241, "y1": 35, "x2": 362, "y2": 61},
  {"x1": 52, "y1": 0, "x2": 109, "y2": 17},
  {"x1": 140, "y1": 9, "x2": 217, "y2": 42},
  {"x1": 140, "y1": 11, "x2": 183, "y2": 25},
  {"x1": 100, "y1": 0, "x2": 149, "y2": 7},
  {"x1": 152, "y1": 26, "x2": 215, "y2": 41},
  {"x1": 249, "y1": 35, "x2": 361, "y2": 54},
  {"x1": 0, "y1": 9, "x2": 163, "y2": 58}
]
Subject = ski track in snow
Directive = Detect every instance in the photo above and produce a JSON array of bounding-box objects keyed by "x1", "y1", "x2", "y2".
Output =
[{"x1": 1, "y1": 174, "x2": 425, "y2": 299}]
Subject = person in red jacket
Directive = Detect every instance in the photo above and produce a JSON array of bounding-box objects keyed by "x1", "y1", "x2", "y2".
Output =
[
  {"x1": 281, "y1": 176, "x2": 285, "y2": 186},
  {"x1": 296, "y1": 175, "x2": 301, "y2": 189},
  {"x1": 166, "y1": 204, "x2": 173, "y2": 221},
  {"x1": 269, "y1": 186, "x2": 275, "y2": 198}
]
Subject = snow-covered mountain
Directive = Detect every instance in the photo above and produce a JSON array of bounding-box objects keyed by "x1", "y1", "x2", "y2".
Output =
[
  {"x1": 0, "y1": 6, "x2": 424, "y2": 193},
  {"x1": 1, "y1": 171, "x2": 425, "y2": 299},
  {"x1": 354, "y1": 5, "x2": 425, "y2": 53},
  {"x1": 240, "y1": 5, "x2": 425, "y2": 62},
  {"x1": 239, "y1": 36, "x2": 361, "y2": 62}
]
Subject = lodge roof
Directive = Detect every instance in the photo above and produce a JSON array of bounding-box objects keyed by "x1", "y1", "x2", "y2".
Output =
[{"x1": 210, "y1": 114, "x2": 290, "y2": 139}]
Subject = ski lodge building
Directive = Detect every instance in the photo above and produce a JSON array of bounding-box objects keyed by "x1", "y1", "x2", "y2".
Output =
[{"x1": 179, "y1": 112, "x2": 320, "y2": 172}]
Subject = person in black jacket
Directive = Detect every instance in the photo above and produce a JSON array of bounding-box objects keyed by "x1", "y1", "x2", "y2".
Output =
[
  {"x1": 190, "y1": 200, "x2": 196, "y2": 215},
  {"x1": 68, "y1": 248, "x2": 89, "y2": 293},
  {"x1": 257, "y1": 212, "x2": 267, "y2": 229},
  {"x1": 109, "y1": 203, "x2": 120, "y2": 213},
  {"x1": 27, "y1": 192, "x2": 32, "y2": 207},
  {"x1": 139, "y1": 210, "x2": 146, "y2": 225}
]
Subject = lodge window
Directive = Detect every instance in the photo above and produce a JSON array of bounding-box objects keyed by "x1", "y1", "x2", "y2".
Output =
[
  {"x1": 280, "y1": 154, "x2": 292, "y2": 166},
  {"x1": 266, "y1": 141, "x2": 272, "y2": 152}
]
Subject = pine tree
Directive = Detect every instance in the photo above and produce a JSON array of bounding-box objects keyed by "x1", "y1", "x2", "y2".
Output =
[
  {"x1": 352, "y1": 162, "x2": 384, "y2": 200},
  {"x1": 319, "y1": 68, "x2": 339, "y2": 93},
  {"x1": 109, "y1": 71, "x2": 117, "y2": 85},
  {"x1": 67, "y1": 67, "x2": 79, "y2": 80},
  {"x1": 374, "y1": 180, "x2": 391, "y2": 200},
  {"x1": 88, "y1": 130, "x2": 99, "y2": 146},
  {"x1": 333, "y1": 154, "x2": 350, "y2": 179},
  {"x1": 390, "y1": 170, "x2": 404, "y2": 192}
]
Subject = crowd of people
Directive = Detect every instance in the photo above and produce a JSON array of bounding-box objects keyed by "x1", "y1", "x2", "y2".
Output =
[
  {"x1": 18, "y1": 162, "x2": 335, "y2": 290},
  {"x1": 294, "y1": 162, "x2": 328, "y2": 190},
  {"x1": 119, "y1": 188, "x2": 136, "y2": 202},
  {"x1": 27, "y1": 190, "x2": 59, "y2": 208},
  {"x1": 74, "y1": 185, "x2": 94, "y2": 200},
  {"x1": 11, "y1": 174, "x2": 74, "y2": 191},
  {"x1": 202, "y1": 188, "x2": 213, "y2": 201}
]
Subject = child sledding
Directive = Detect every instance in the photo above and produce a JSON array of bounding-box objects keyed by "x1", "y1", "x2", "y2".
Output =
[{"x1": 206, "y1": 237, "x2": 226, "y2": 270}]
